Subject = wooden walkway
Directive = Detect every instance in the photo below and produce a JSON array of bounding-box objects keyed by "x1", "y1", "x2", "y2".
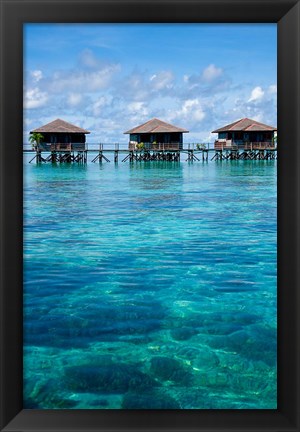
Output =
[
  {"x1": 26, "y1": 147, "x2": 277, "y2": 164},
  {"x1": 211, "y1": 149, "x2": 277, "y2": 161},
  {"x1": 28, "y1": 151, "x2": 87, "y2": 164}
]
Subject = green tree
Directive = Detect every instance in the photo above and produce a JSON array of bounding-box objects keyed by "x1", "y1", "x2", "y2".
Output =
[{"x1": 29, "y1": 132, "x2": 44, "y2": 150}]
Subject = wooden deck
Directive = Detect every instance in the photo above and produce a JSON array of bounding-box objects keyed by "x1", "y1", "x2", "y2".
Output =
[
  {"x1": 38, "y1": 143, "x2": 86, "y2": 152},
  {"x1": 212, "y1": 149, "x2": 277, "y2": 161},
  {"x1": 214, "y1": 140, "x2": 276, "y2": 151},
  {"x1": 128, "y1": 142, "x2": 181, "y2": 151},
  {"x1": 25, "y1": 143, "x2": 277, "y2": 163}
]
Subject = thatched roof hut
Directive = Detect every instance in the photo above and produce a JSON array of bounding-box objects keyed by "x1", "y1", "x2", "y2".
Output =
[
  {"x1": 30, "y1": 119, "x2": 90, "y2": 145},
  {"x1": 212, "y1": 118, "x2": 277, "y2": 150},
  {"x1": 212, "y1": 118, "x2": 276, "y2": 133},
  {"x1": 124, "y1": 118, "x2": 189, "y2": 150}
]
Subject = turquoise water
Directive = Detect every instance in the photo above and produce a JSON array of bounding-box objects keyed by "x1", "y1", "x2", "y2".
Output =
[{"x1": 23, "y1": 155, "x2": 277, "y2": 409}]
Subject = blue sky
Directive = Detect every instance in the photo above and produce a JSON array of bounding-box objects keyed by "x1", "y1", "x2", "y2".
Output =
[{"x1": 24, "y1": 23, "x2": 277, "y2": 143}]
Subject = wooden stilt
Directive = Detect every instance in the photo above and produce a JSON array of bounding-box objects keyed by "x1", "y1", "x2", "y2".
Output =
[
  {"x1": 29, "y1": 154, "x2": 37, "y2": 163},
  {"x1": 28, "y1": 145, "x2": 277, "y2": 164}
]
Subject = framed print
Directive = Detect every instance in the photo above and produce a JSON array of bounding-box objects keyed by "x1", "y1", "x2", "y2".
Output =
[{"x1": 0, "y1": 0, "x2": 299, "y2": 431}]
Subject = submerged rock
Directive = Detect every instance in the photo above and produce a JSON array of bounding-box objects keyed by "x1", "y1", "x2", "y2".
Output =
[
  {"x1": 25, "y1": 299, "x2": 166, "y2": 349},
  {"x1": 122, "y1": 391, "x2": 180, "y2": 409},
  {"x1": 191, "y1": 349, "x2": 220, "y2": 370},
  {"x1": 170, "y1": 327, "x2": 198, "y2": 341},
  {"x1": 150, "y1": 356, "x2": 192, "y2": 385},
  {"x1": 174, "y1": 344, "x2": 219, "y2": 370},
  {"x1": 65, "y1": 363, "x2": 157, "y2": 394},
  {"x1": 205, "y1": 323, "x2": 241, "y2": 336},
  {"x1": 227, "y1": 330, "x2": 251, "y2": 350},
  {"x1": 46, "y1": 396, "x2": 78, "y2": 409},
  {"x1": 24, "y1": 378, "x2": 79, "y2": 409},
  {"x1": 23, "y1": 397, "x2": 40, "y2": 409},
  {"x1": 174, "y1": 388, "x2": 211, "y2": 409}
]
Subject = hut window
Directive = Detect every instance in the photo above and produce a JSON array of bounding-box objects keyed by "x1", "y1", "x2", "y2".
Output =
[{"x1": 130, "y1": 134, "x2": 138, "y2": 142}]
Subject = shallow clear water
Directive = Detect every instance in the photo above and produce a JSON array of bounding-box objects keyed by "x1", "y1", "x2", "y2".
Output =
[{"x1": 23, "y1": 155, "x2": 277, "y2": 409}]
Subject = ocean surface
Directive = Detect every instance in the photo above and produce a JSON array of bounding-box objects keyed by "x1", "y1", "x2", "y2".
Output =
[{"x1": 23, "y1": 154, "x2": 277, "y2": 409}]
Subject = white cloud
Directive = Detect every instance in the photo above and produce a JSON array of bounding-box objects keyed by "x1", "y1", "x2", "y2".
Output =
[
  {"x1": 252, "y1": 113, "x2": 264, "y2": 122},
  {"x1": 223, "y1": 84, "x2": 276, "y2": 131},
  {"x1": 92, "y1": 97, "x2": 109, "y2": 116},
  {"x1": 183, "y1": 99, "x2": 205, "y2": 121},
  {"x1": 149, "y1": 71, "x2": 174, "y2": 90},
  {"x1": 24, "y1": 87, "x2": 48, "y2": 109},
  {"x1": 31, "y1": 70, "x2": 43, "y2": 82},
  {"x1": 173, "y1": 98, "x2": 205, "y2": 123},
  {"x1": 67, "y1": 93, "x2": 82, "y2": 107},
  {"x1": 268, "y1": 84, "x2": 277, "y2": 94},
  {"x1": 79, "y1": 49, "x2": 99, "y2": 68},
  {"x1": 49, "y1": 64, "x2": 120, "y2": 93},
  {"x1": 248, "y1": 86, "x2": 264, "y2": 102},
  {"x1": 181, "y1": 65, "x2": 227, "y2": 99},
  {"x1": 128, "y1": 101, "x2": 143, "y2": 112},
  {"x1": 128, "y1": 101, "x2": 149, "y2": 116},
  {"x1": 115, "y1": 68, "x2": 176, "y2": 103},
  {"x1": 23, "y1": 62, "x2": 276, "y2": 144},
  {"x1": 202, "y1": 64, "x2": 223, "y2": 82}
]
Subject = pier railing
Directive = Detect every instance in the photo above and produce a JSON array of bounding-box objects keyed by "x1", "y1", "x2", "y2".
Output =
[
  {"x1": 214, "y1": 140, "x2": 276, "y2": 150},
  {"x1": 28, "y1": 141, "x2": 278, "y2": 153},
  {"x1": 30, "y1": 142, "x2": 216, "y2": 152},
  {"x1": 94, "y1": 143, "x2": 211, "y2": 151},
  {"x1": 128, "y1": 142, "x2": 181, "y2": 151},
  {"x1": 26, "y1": 141, "x2": 277, "y2": 163},
  {"x1": 38, "y1": 143, "x2": 86, "y2": 151},
  {"x1": 214, "y1": 140, "x2": 237, "y2": 150},
  {"x1": 244, "y1": 142, "x2": 276, "y2": 150}
]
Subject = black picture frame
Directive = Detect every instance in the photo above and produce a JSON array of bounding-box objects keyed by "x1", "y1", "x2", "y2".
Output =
[{"x1": 1, "y1": 0, "x2": 299, "y2": 431}]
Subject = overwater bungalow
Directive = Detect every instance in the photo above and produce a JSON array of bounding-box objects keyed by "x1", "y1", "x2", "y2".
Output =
[
  {"x1": 212, "y1": 118, "x2": 277, "y2": 150},
  {"x1": 30, "y1": 118, "x2": 90, "y2": 151},
  {"x1": 124, "y1": 118, "x2": 189, "y2": 151}
]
